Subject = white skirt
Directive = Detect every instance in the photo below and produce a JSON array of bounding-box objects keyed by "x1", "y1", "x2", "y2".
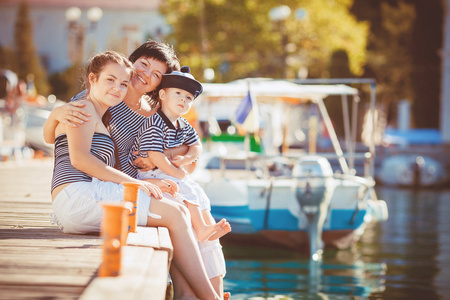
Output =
[{"x1": 51, "y1": 178, "x2": 151, "y2": 234}]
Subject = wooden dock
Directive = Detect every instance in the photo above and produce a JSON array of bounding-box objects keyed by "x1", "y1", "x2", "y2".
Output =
[{"x1": 0, "y1": 158, "x2": 173, "y2": 300}]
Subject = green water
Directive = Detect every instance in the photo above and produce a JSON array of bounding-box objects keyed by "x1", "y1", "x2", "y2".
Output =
[{"x1": 221, "y1": 187, "x2": 450, "y2": 300}]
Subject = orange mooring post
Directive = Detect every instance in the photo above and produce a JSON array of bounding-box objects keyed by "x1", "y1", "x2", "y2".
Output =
[
  {"x1": 98, "y1": 203, "x2": 125, "y2": 277},
  {"x1": 121, "y1": 201, "x2": 133, "y2": 246},
  {"x1": 122, "y1": 182, "x2": 141, "y2": 233}
]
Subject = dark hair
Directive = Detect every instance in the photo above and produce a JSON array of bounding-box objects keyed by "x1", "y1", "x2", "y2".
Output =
[
  {"x1": 128, "y1": 40, "x2": 181, "y2": 107},
  {"x1": 84, "y1": 51, "x2": 134, "y2": 92}
]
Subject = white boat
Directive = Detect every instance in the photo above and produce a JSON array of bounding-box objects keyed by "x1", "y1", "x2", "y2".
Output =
[
  {"x1": 1, "y1": 69, "x2": 58, "y2": 159},
  {"x1": 192, "y1": 78, "x2": 388, "y2": 260},
  {"x1": 376, "y1": 128, "x2": 448, "y2": 188},
  {"x1": 377, "y1": 154, "x2": 448, "y2": 188}
]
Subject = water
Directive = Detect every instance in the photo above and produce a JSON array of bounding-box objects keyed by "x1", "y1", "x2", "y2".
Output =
[{"x1": 221, "y1": 187, "x2": 450, "y2": 300}]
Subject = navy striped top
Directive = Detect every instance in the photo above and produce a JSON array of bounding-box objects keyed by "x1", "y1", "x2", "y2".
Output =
[
  {"x1": 51, "y1": 133, "x2": 115, "y2": 192},
  {"x1": 71, "y1": 91, "x2": 147, "y2": 178},
  {"x1": 108, "y1": 101, "x2": 147, "y2": 178},
  {"x1": 128, "y1": 108, "x2": 199, "y2": 164}
]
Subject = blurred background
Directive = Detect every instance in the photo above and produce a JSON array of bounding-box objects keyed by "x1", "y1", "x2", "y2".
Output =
[
  {"x1": 1, "y1": 2, "x2": 450, "y2": 299},
  {"x1": 0, "y1": 0, "x2": 444, "y2": 130}
]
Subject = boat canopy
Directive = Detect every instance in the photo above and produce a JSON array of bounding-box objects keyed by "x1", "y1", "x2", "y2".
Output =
[{"x1": 199, "y1": 78, "x2": 358, "y2": 104}]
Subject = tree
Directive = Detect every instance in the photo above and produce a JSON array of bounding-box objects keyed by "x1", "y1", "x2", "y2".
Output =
[
  {"x1": 160, "y1": 0, "x2": 368, "y2": 82},
  {"x1": 0, "y1": 44, "x2": 17, "y2": 71},
  {"x1": 14, "y1": 1, "x2": 50, "y2": 96},
  {"x1": 410, "y1": 0, "x2": 442, "y2": 129},
  {"x1": 327, "y1": 49, "x2": 354, "y2": 137},
  {"x1": 352, "y1": 0, "x2": 443, "y2": 129}
]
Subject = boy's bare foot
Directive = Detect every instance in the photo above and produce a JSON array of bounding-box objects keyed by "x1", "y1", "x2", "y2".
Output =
[
  {"x1": 196, "y1": 221, "x2": 223, "y2": 242},
  {"x1": 208, "y1": 219, "x2": 231, "y2": 241},
  {"x1": 223, "y1": 292, "x2": 231, "y2": 300}
]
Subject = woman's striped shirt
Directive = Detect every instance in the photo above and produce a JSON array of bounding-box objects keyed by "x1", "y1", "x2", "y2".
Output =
[
  {"x1": 107, "y1": 101, "x2": 146, "y2": 178},
  {"x1": 71, "y1": 91, "x2": 147, "y2": 178},
  {"x1": 51, "y1": 133, "x2": 115, "y2": 192}
]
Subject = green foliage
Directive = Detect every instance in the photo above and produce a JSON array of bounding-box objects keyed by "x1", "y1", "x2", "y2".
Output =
[
  {"x1": 14, "y1": 1, "x2": 50, "y2": 96},
  {"x1": 0, "y1": 44, "x2": 17, "y2": 71},
  {"x1": 161, "y1": 0, "x2": 368, "y2": 82},
  {"x1": 351, "y1": 0, "x2": 443, "y2": 129},
  {"x1": 409, "y1": 0, "x2": 442, "y2": 129},
  {"x1": 367, "y1": 1, "x2": 415, "y2": 105},
  {"x1": 327, "y1": 49, "x2": 354, "y2": 137},
  {"x1": 48, "y1": 63, "x2": 84, "y2": 102}
]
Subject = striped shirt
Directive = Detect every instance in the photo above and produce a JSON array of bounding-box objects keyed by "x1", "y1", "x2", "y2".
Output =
[
  {"x1": 108, "y1": 101, "x2": 146, "y2": 177},
  {"x1": 71, "y1": 91, "x2": 146, "y2": 178},
  {"x1": 51, "y1": 133, "x2": 115, "y2": 192},
  {"x1": 129, "y1": 108, "x2": 199, "y2": 164}
]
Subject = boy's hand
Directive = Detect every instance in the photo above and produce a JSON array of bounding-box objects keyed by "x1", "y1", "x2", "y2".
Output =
[
  {"x1": 175, "y1": 167, "x2": 188, "y2": 179},
  {"x1": 170, "y1": 155, "x2": 185, "y2": 167},
  {"x1": 132, "y1": 151, "x2": 155, "y2": 171}
]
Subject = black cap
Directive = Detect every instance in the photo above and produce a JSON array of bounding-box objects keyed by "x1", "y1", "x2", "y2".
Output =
[{"x1": 161, "y1": 66, "x2": 203, "y2": 99}]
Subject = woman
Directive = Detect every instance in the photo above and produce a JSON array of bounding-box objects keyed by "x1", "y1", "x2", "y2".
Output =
[{"x1": 44, "y1": 41, "x2": 226, "y2": 299}]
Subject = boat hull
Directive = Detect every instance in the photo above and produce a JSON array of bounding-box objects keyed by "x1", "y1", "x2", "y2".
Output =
[{"x1": 197, "y1": 175, "x2": 372, "y2": 250}]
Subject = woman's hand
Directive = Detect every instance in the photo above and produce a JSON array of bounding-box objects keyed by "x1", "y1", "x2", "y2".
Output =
[
  {"x1": 144, "y1": 178, "x2": 178, "y2": 197},
  {"x1": 57, "y1": 101, "x2": 92, "y2": 128},
  {"x1": 137, "y1": 180, "x2": 163, "y2": 199},
  {"x1": 132, "y1": 152, "x2": 155, "y2": 171}
]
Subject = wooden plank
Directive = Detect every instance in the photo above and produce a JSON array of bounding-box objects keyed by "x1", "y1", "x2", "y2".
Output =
[
  {"x1": 157, "y1": 226, "x2": 173, "y2": 260},
  {"x1": 0, "y1": 284, "x2": 83, "y2": 300},
  {"x1": 80, "y1": 246, "x2": 156, "y2": 300},
  {"x1": 138, "y1": 250, "x2": 169, "y2": 300},
  {"x1": 0, "y1": 159, "x2": 102, "y2": 299},
  {"x1": 81, "y1": 227, "x2": 172, "y2": 300},
  {"x1": 126, "y1": 226, "x2": 160, "y2": 248},
  {"x1": 0, "y1": 159, "x2": 173, "y2": 300}
]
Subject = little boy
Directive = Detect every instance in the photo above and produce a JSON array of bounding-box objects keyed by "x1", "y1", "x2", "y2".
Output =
[
  {"x1": 128, "y1": 66, "x2": 231, "y2": 294},
  {"x1": 128, "y1": 65, "x2": 231, "y2": 238}
]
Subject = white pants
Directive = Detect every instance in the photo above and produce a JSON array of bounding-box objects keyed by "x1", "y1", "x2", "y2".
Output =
[
  {"x1": 199, "y1": 239, "x2": 226, "y2": 279},
  {"x1": 51, "y1": 178, "x2": 151, "y2": 234},
  {"x1": 138, "y1": 169, "x2": 211, "y2": 210}
]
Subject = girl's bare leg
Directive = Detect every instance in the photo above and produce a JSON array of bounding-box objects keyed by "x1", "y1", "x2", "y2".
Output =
[
  {"x1": 170, "y1": 264, "x2": 199, "y2": 300},
  {"x1": 185, "y1": 202, "x2": 221, "y2": 242},
  {"x1": 171, "y1": 264, "x2": 229, "y2": 300},
  {"x1": 147, "y1": 198, "x2": 220, "y2": 300}
]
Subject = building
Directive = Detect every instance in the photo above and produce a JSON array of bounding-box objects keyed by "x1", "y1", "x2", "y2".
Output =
[
  {"x1": 0, "y1": 0, "x2": 169, "y2": 73},
  {"x1": 442, "y1": 0, "x2": 450, "y2": 143}
]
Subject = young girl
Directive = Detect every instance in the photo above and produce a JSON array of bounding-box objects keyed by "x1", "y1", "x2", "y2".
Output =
[
  {"x1": 50, "y1": 51, "x2": 221, "y2": 299},
  {"x1": 128, "y1": 66, "x2": 231, "y2": 296}
]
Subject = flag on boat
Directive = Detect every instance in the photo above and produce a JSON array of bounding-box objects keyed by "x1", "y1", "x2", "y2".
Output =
[{"x1": 234, "y1": 91, "x2": 259, "y2": 133}]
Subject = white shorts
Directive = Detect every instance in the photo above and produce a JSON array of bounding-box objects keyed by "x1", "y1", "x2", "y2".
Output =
[
  {"x1": 138, "y1": 169, "x2": 211, "y2": 211},
  {"x1": 51, "y1": 178, "x2": 151, "y2": 234}
]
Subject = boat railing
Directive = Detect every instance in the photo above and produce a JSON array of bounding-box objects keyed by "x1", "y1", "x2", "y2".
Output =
[
  {"x1": 213, "y1": 151, "x2": 374, "y2": 179},
  {"x1": 250, "y1": 173, "x2": 375, "y2": 188}
]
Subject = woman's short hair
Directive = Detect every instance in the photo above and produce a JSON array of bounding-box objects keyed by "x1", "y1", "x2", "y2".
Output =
[{"x1": 128, "y1": 40, "x2": 181, "y2": 106}]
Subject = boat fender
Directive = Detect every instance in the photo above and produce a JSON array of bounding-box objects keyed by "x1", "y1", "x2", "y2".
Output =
[{"x1": 368, "y1": 199, "x2": 389, "y2": 222}]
